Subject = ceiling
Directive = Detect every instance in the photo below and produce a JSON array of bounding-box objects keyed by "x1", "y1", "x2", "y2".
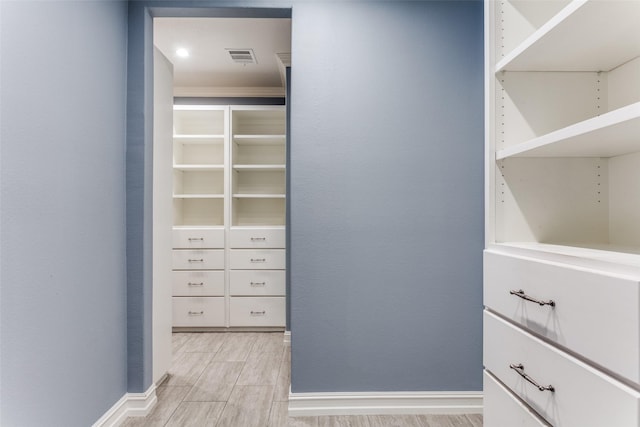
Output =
[{"x1": 154, "y1": 18, "x2": 291, "y2": 96}]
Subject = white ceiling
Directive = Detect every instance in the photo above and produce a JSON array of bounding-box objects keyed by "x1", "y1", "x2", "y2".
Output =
[{"x1": 154, "y1": 18, "x2": 291, "y2": 93}]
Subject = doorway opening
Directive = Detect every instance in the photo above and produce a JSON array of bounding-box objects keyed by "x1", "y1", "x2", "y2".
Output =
[{"x1": 150, "y1": 11, "x2": 292, "y2": 385}]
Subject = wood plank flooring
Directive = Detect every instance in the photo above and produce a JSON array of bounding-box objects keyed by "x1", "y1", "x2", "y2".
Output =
[{"x1": 122, "y1": 332, "x2": 482, "y2": 427}]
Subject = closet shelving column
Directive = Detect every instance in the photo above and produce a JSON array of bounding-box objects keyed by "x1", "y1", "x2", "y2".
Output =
[
  {"x1": 171, "y1": 105, "x2": 228, "y2": 327},
  {"x1": 228, "y1": 106, "x2": 286, "y2": 327},
  {"x1": 484, "y1": 1, "x2": 640, "y2": 426}
]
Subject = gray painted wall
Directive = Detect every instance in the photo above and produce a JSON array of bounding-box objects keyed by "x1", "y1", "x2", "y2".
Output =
[
  {"x1": 289, "y1": 1, "x2": 484, "y2": 392},
  {"x1": 130, "y1": 0, "x2": 483, "y2": 394},
  {"x1": 0, "y1": 1, "x2": 129, "y2": 426}
]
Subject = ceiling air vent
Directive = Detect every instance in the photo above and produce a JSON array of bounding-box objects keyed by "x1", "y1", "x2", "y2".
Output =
[{"x1": 226, "y1": 48, "x2": 257, "y2": 64}]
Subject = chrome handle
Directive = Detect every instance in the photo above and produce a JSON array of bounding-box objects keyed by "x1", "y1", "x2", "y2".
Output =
[
  {"x1": 188, "y1": 311, "x2": 204, "y2": 316},
  {"x1": 510, "y1": 289, "x2": 555, "y2": 307},
  {"x1": 188, "y1": 237, "x2": 204, "y2": 241},
  {"x1": 250, "y1": 282, "x2": 266, "y2": 287},
  {"x1": 251, "y1": 310, "x2": 266, "y2": 316},
  {"x1": 250, "y1": 258, "x2": 266, "y2": 262},
  {"x1": 510, "y1": 364, "x2": 555, "y2": 392},
  {"x1": 188, "y1": 282, "x2": 204, "y2": 286},
  {"x1": 251, "y1": 237, "x2": 266, "y2": 241},
  {"x1": 188, "y1": 259, "x2": 204, "y2": 263}
]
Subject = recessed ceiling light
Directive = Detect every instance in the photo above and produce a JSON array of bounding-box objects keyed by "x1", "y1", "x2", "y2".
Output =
[{"x1": 176, "y1": 48, "x2": 189, "y2": 58}]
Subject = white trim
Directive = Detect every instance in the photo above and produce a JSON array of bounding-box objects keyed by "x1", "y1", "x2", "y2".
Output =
[
  {"x1": 92, "y1": 384, "x2": 158, "y2": 427},
  {"x1": 288, "y1": 390, "x2": 483, "y2": 417},
  {"x1": 174, "y1": 86, "x2": 285, "y2": 98},
  {"x1": 283, "y1": 330, "x2": 291, "y2": 346}
]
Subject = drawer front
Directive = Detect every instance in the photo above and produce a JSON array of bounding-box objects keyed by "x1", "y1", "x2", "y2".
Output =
[
  {"x1": 172, "y1": 249, "x2": 224, "y2": 270},
  {"x1": 229, "y1": 249, "x2": 285, "y2": 270},
  {"x1": 484, "y1": 311, "x2": 640, "y2": 427},
  {"x1": 483, "y1": 371, "x2": 549, "y2": 427},
  {"x1": 229, "y1": 297, "x2": 285, "y2": 327},
  {"x1": 484, "y1": 250, "x2": 640, "y2": 384},
  {"x1": 172, "y1": 227, "x2": 224, "y2": 249},
  {"x1": 172, "y1": 297, "x2": 225, "y2": 327},
  {"x1": 172, "y1": 271, "x2": 225, "y2": 296},
  {"x1": 230, "y1": 270, "x2": 286, "y2": 296},
  {"x1": 229, "y1": 228, "x2": 285, "y2": 249}
]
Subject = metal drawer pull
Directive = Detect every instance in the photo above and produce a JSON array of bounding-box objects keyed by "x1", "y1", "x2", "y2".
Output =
[
  {"x1": 188, "y1": 259, "x2": 204, "y2": 263},
  {"x1": 188, "y1": 282, "x2": 204, "y2": 286},
  {"x1": 510, "y1": 363, "x2": 555, "y2": 392},
  {"x1": 250, "y1": 258, "x2": 266, "y2": 262},
  {"x1": 188, "y1": 237, "x2": 204, "y2": 241},
  {"x1": 250, "y1": 237, "x2": 266, "y2": 241},
  {"x1": 188, "y1": 311, "x2": 204, "y2": 316},
  {"x1": 251, "y1": 310, "x2": 266, "y2": 316},
  {"x1": 509, "y1": 289, "x2": 555, "y2": 307},
  {"x1": 250, "y1": 282, "x2": 266, "y2": 286}
]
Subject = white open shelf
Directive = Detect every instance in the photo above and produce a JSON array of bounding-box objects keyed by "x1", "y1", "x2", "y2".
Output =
[
  {"x1": 174, "y1": 164, "x2": 225, "y2": 171},
  {"x1": 496, "y1": 0, "x2": 640, "y2": 72},
  {"x1": 173, "y1": 194, "x2": 225, "y2": 199},
  {"x1": 497, "y1": 102, "x2": 640, "y2": 159},
  {"x1": 233, "y1": 135, "x2": 286, "y2": 145},
  {"x1": 232, "y1": 194, "x2": 286, "y2": 199},
  {"x1": 232, "y1": 165, "x2": 285, "y2": 171},
  {"x1": 492, "y1": 242, "x2": 640, "y2": 269},
  {"x1": 173, "y1": 134, "x2": 225, "y2": 141}
]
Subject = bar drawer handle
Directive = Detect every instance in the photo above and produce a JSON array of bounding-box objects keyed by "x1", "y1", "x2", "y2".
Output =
[
  {"x1": 250, "y1": 282, "x2": 266, "y2": 287},
  {"x1": 251, "y1": 310, "x2": 266, "y2": 316},
  {"x1": 188, "y1": 237, "x2": 204, "y2": 241},
  {"x1": 188, "y1": 259, "x2": 204, "y2": 263},
  {"x1": 188, "y1": 282, "x2": 204, "y2": 287},
  {"x1": 510, "y1": 363, "x2": 555, "y2": 392},
  {"x1": 188, "y1": 311, "x2": 204, "y2": 316},
  {"x1": 509, "y1": 289, "x2": 555, "y2": 307},
  {"x1": 251, "y1": 237, "x2": 266, "y2": 241},
  {"x1": 250, "y1": 258, "x2": 266, "y2": 262}
]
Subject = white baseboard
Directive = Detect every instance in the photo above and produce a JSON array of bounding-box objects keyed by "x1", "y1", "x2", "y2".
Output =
[
  {"x1": 283, "y1": 330, "x2": 291, "y2": 346},
  {"x1": 288, "y1": 390, "x2": 483, "y2": 417},
  {"x1": 92, "y1": 384, "x2": 158, "y2": 427}
]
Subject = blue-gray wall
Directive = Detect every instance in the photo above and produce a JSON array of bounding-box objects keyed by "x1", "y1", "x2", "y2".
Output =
[
  {"x1": 130, "y1": 0, "x2": 483, "y2": 394},
  {"x1": 289, "y1": 0, "x2": 484, "y2": 392},
  {"x1": 0, "y1": 1, "x2": 129, "y2": 426}
]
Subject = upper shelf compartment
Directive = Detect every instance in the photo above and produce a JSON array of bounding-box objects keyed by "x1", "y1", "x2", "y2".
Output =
[
  {"x1": 497, "y1": 102, "x2": 640, "y2": 159},
  {"x1": 496, "y1": 0, "x2": 640, "y2": 73}
]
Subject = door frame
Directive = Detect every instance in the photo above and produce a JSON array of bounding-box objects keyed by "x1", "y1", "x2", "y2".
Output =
[{"x1": 126, "y1": 3, "x2": 292, "y2": 393}]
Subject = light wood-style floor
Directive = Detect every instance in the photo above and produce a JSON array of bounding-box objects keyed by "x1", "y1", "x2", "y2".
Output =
[{"x1": 122, "y1": 332, "x2": 483, "y2": 427}]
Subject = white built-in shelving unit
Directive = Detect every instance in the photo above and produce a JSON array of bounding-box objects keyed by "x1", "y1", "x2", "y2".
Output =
[
  {"x1": 484, "y1": 1, "x2": 640, "y2": 425},
  {"x1": 171, "y1": 104, "x2": 286, "y2": 329}
]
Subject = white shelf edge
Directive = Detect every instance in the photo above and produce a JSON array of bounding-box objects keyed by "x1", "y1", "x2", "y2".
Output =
[
  {"x1": 173, "y1": 134, "x2": 225, "y2": 139},
  {"x1": 172, "y1": 225, "x2": 225, "y2": 229},
  {"x1": 232, "y1": 194, "x2": 286, "y2": 199},
  {"x1": 496, "y1": 102, "x2": 640, "y2": 159},
  {"x1": 232, "y1": 165, "x2": 286, "y2": 171},
  {"x1": 233, "y1": 134, "x2": 286, "y2": 141},
  {"x1": 495, "y1": 0, "x2": 587, "y2": 73},
  {"x1": 229, "y1": 225, "x2": 285, "y2": 229},
  {"x1": 173, "y1": 164, "x2": 225, "y2": 170},
  {"x1": 488, "y1": 242, "x2": 640, "y2": 275},
  {"x1": 173, "y1": 194, "x2": 225, "y2": 199}
]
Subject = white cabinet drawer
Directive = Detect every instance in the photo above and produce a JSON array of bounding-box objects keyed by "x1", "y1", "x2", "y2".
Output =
[
  {"x1": 229, "y1": 297, "x2": 285, "y2": 327},
  {"x1": 484, "y1": 250, "x2": 640, "y2": 384},
  {"x1": 229, "y1": 227, "x2": 285, "y2": 248},
  {"x1": 172, "y1": 249, "x2": 224, "y2": 270},
  {"x1": 484, "y1": 311, "x2": 640, "y2": 427},
  {"x1": 172, "y1": 271, "x2": 224, "y2": 296},
  {"x1": 172, "y1": 227, "x2": 224, "y2": 248},
  {"x1": 483, "y1": 371, "x2": 549, "y2": 427},
  {"x1": 229, "y1": 249, "x2": 285, "y2": 270},
  {"x1": 230, "y1": 270, "x2": 286, "y2": 296},
  {"x1": 172, "y1": 297, "x2": 225, "y2": 327}
]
